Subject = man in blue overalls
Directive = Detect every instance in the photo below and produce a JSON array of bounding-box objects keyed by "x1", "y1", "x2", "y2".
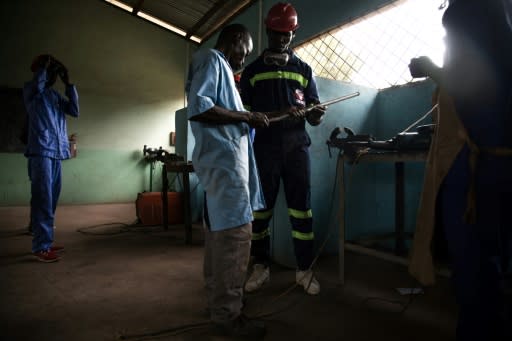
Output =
[
  {"x1": 240, "y1": 2, "x2": 326, "y2": 295},
  {"x1": 23, "y1": 55, "x2": 79, "y2": 263}
]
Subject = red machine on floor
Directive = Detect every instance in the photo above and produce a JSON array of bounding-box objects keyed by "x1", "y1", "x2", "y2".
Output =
[{"x1": 135, "y1": 191, "x2": 183, "y2": 226}]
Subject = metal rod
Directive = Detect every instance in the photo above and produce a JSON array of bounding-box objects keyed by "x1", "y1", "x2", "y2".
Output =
[{"x1": 268, "y1": 91, "x2": 360, "y2": 123}]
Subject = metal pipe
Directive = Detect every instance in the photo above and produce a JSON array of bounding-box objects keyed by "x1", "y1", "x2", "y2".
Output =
[{"x1": 268, "y1": 91, "x2": 360, "y2": 123}]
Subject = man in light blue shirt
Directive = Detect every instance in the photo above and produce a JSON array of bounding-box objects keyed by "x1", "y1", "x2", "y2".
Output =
[{"x1": 186, "y1": 24, "x2": 269, "y2": 339}]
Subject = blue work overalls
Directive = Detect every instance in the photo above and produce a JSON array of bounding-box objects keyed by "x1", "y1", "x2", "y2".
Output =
[
  {"x1": 23, "y1": 68, "x2": 79, "y2": 253},
  {"x1": 240, "y1": 50, "x2": 320, "y2": 270}
]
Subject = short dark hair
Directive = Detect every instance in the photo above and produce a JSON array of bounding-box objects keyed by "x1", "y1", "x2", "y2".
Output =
[{"x1": 216, "y1": 23, "x2": 250, "y2": 46}]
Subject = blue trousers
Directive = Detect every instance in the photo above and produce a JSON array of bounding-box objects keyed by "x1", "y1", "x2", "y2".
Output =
[
  {"x1": 440, "y1": 182, "x2": 512, "y2": 341},
  {"x1": 28, "y1": 156, "x2": 62, "y2": 253}
]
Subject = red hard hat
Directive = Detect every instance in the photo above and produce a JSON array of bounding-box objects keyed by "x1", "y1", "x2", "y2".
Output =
[{"x1": 265, "y1": 2, "x2": 299, "y2": 32}]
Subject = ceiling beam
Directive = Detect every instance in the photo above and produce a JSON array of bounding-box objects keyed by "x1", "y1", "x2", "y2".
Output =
[
  {"x1": 186, "y1": 0, "x2": 230, "y2": 39},
  {"x1": 200, "y1": 0, "x2": 258, "y2": 43}
]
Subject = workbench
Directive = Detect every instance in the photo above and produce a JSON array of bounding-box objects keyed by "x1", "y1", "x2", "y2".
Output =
[
  {"x1": 336, "y1": 150, "x2": 427, "y2": 284},
  {"x1": 161, "y1": 160, "x2": 195, "y2": 244}
]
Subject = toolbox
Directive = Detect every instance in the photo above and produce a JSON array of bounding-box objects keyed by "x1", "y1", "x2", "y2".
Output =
[{"x1": 135, "y1": 191, "x2": 184, "y2": 226}]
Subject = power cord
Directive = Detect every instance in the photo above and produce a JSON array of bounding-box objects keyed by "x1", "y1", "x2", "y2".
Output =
[
  {"x1": 118, "y1": 321, "x2": 211, "y2": 340},
  {"x1": 76, "y1": 222, "x2": 133, "y2": 236},
  {"x1": 361, "y1": 278, "x2": 424, "y2": 314},
  {"x1": 118, "y1": 143, "x2": 423, "y2": 339},
  {"x1": 76, "y1": 221, "x2": 182, "y2": 240}
]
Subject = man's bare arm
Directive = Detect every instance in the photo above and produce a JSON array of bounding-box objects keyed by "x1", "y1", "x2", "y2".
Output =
[{"x1": 190, "y1": 105, "x2": 269, "y2": 128}]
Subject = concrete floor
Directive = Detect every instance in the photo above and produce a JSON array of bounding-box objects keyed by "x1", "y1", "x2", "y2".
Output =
[{"x1": 0, "y1": 203, "x2": 457, "y2": 341}]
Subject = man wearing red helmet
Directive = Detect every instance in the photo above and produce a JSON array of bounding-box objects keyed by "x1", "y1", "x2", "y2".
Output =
[{"x1": 240, "y1": 2, "x2": 326, "y2": 295}]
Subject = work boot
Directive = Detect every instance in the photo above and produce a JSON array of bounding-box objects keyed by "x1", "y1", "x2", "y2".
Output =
[
  {"x1": 213, "y1": 314, "x2": 266, "y2": 339},
  {"x1": 33, "y1": 250, "x2": 61, "y2": 263},
  {"x1": 245, "y1": 264, "x2": 269, "y2": 292},
  {"x1": 50, "y1": 245, "x2": 65, "y2": 253},
  {"x1": 296, "y1": 269, "x2": 320, "y2": 295}
]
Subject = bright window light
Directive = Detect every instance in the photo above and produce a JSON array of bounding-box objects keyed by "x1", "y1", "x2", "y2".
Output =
[
  {"x1": 137, "y1": 11, "x2": 186, "y2": 36},
  {"x1": 294, "y1": 0, "x2": 447, "y2": 89},
  {"x1": 104, "y1": 0, "x2": 132, "y2": 12}
]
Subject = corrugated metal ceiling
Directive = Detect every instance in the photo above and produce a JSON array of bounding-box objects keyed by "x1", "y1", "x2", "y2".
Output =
[{"x1": 103, "y1": 0, "x2": 257, "y2": 44}]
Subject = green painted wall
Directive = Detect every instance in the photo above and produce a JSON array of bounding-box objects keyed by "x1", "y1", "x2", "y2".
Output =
[
  {"x1": 0, "y1": 0, "x2": 189, "y2": 205},
  {"x1": 372, "y1": 81, "x2": 436, "y2": 241}
]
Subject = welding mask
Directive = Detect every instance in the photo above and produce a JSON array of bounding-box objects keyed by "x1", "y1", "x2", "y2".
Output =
[{"x1": 263, "y1": 51, "x2": 289, "y2": 66}]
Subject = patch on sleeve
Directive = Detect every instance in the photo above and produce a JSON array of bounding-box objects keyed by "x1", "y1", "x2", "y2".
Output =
[{"x1": 293, "y1": 89, "x2": 305, "y2": 106}]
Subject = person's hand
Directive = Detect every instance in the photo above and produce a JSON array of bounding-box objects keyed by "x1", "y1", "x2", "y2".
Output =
[
  {"x1": 306, "y1": 105, "x2": 326, "y2": 126},
  {"x1": 285, "y1": 106, "x2": 306, "y2": 119},
  {"x1": 44, "y1": 55, "x2": 52, "y2": 69},
  {"x1": 47, "y1": 58, "x2": 62, "y2": 74},
  {"x1": 247, "y1": 112, "x2": 269, "y2": 128},
  {"x1": 58, "y1": 66, "x2": 70, "y2": 85},
  {"x1": 408, "y1": 56, "x2": 435, "y2": 78},
  {"x1": 48, "y1": 58, "x2": 69, "y2": 85}
]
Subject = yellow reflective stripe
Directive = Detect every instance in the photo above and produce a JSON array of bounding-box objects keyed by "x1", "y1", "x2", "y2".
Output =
[
  {"x1": 252, "y1": 228, "x2": 270, "y2": 240},
  {"x1": 253, "y1": 209, "x2": 273, "y2": 220},
  {"x1": 288, "y1": 208, "x2": 312, "y2": 219},
  {"x1": 250, "y1": 71, "x2": 309, "y2": 88},
  {"x1": 292, "y1": 230, "x2": 314, "y2": 241}
]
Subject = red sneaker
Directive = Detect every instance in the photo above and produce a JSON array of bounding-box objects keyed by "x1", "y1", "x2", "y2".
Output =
[
  {"x1": 33, "y1": 250, "x2": 61, "y2": 263},
  {"x1": 50, "y1": 245, "x2": 65, "y2": 253}
]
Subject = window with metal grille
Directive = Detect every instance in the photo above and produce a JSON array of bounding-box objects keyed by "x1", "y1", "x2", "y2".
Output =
[{"x1": 294, "y1": 0, "x2": 447, "y2": 89}]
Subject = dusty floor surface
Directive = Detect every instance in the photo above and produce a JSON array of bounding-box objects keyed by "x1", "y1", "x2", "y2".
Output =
[{"x1": 0, "y1": 204, "x2": 456, "y2": 340}]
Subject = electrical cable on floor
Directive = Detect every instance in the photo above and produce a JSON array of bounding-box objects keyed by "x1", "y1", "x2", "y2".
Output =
[
  {"x1": 118, "y1": 321, "x2": 211, "y2": 340},
  {"x1": 75, "y1": 221, "x2": 181, "y2": 239},
  {"x1": 361, "y1": 276, "x2": 424, "y2": 314},
  {"x1": 76, "y1": 222, "x2": 133, "y2": 236},
  {"x1": 362, "y1": 289, "x2": 420, "y2": 314},
  {"x1": 117, "y1": 147, "x2": 422, "y2": 339}
]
